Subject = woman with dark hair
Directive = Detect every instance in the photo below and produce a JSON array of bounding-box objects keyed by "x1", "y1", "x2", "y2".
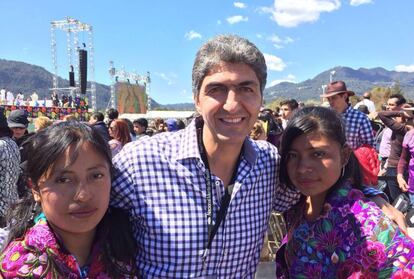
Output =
[
  {"x1": 276, "y1": 106, "x2": 414, "y2": 278},
  {"x1": 0, "y1": 108, "x2": 20, "y2": 226},
  {"x1": 108, "y1": 119, "x2": 132, "y2": 157},
  {"x1": 0, "y1": 121, "x2": 137, "y2": 278}
]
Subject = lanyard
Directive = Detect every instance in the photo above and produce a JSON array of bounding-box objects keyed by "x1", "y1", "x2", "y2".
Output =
[{"x1": 197, "y1": 127, "x2": 241, "y2": 263}]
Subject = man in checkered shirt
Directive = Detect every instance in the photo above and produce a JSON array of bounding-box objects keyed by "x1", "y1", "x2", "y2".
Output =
[
  {"x1": 110, "y1": 36, "x2": 402, "y2": 278},
  {"x1": 321, "y1": 80, "x2": 374, "y2": 149}
]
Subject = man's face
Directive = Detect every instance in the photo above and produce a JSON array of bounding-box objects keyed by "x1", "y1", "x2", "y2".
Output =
[
  {"x1": 280, "y1": 105, "x2": 294, "y2": 120},
  {"x1": 11, "y1": 127, "x2": 26, "y2": 139},
  {"x1": 327, "y1": 93, "x2": 348, "y2": 113},
  {"x1": 195, "y1": 62, "x2": 262, "y2": 147},
  {"x1": 386, "y1": 98, "x2": 400, "y2": 111},
  {"x1": 88, "y1": 116, "x2": 97, "y2": 125},
  {"x1": 133, "y1": 124, "x2": 145, "y2": 134}
]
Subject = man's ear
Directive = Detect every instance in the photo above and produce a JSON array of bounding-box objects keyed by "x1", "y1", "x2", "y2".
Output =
[
  {"x1": 32, "y1": 189, "x2": 41, "y2": 203},
  {"x1": 341, "y1": 145, "x2": 352, "y2": 166},
  {"x1": 194, "y1": 94, "x2": 202, "y2": 115}
]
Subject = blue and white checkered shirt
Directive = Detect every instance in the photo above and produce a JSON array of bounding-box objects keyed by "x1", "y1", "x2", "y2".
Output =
[
  {"x1": 342, "y1": 106, "x2": 374, "y2": 149},
  {"x1": 111, "y1": 118, "x2": 300, "y2": 278}
]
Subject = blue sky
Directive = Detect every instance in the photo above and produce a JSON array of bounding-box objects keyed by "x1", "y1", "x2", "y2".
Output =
[{"x1": 1, "y1": 0, "x2": 413, "y2": 105}]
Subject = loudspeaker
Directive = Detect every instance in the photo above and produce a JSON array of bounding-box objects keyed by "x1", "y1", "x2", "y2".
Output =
[
  {"x1": 69, "y1": 65, "x2": 75, "y2": 87},
  {"x1": 78, "y1": 50, "x2": 87, "y2": 94}
]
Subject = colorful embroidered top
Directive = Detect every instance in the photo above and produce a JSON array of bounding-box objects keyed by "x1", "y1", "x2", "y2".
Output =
[
  {"x1": 276, "y1": 182, "x2": 414, "y2": 279},
  {"x1": 0, "y1": 216, "x2": 112, "y2": 278}
]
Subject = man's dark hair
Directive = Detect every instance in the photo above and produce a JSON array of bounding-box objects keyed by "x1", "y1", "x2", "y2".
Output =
[
  {"x1": 280, "y1": 99, "x2": 299, "y2": 110},
  {"x1": 91, "y1": 112, "x2": 105, "y2": 122},
  {"x1": 389, "y1": 94, "x2": 407, "y2": 106},
  {"x1": 133, "y1": 118, "x2": 148, "y2": 129},
  {"x1": 106, "y1": 108, "x2": 119, "y2": 120}
]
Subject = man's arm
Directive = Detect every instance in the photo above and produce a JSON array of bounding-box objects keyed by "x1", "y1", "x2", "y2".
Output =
[{"x1": 272, "y1": 183, "x2": 301, "y2": 212}]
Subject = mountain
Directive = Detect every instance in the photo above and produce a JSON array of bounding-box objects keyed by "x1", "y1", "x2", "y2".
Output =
[
  {"x1": 264, "y1": 66, "x2": 414, "y2": 102},
  {"x1": 0, "y1": 59, "x2": 189, "y2": 110},
  {"x1": 3, "y1": 59, "x2": 414, "y2": 109}
]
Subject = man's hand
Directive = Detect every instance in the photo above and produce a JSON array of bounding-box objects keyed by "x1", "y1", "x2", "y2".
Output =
[
  {"x1": 372, "y1": 196, "x2": 407, "y2": 234},
  {"x1": 397, "y1": 173, "x2": 409, "y2": 192}
]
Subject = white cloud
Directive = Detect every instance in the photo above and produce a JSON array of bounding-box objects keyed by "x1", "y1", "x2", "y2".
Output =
[
  {"x1": 268, "y1": 74, "x2": 296, "y2": 86},
  {"x1": 217, "y1": 20, "x2": 222, "y2": 25},
  {"x1": 260, "y1": 0, "x2": 341, "y2": 28},
  {"x1": 226, "y1": 15, "x2": 249, "y2": 24},
  {"x1": 395, "y1": 64, "x2": 414, "y2": 73},
  {"x1": 267, "y1": 34, "x2": 294, "y2": 48},
  {"x1": 350, "y1": 0, "x2": 373, "y2": 6},
  {"x1": 154, "y1": 72, "x2": 177, "y2": 85},
  {"x1": 234, "y1": 2, "x2": 247, "y2": 9},
  {"x1": 263, "y1": 53, "x2": 286, "y2": 71},
  {"x1": 184, "y1": 30, "x2": 202, "y2": 40}
]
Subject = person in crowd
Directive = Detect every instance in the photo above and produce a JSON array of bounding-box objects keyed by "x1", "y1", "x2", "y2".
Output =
[
  {"x1": 354, "y1": 91, "x2": 376, "y2": 113},
  {"x1": 110, "y1": 34, "x2": 403, "y2": 278},
  {"x1": 356, "y1": 104, "x2": 369, "y2": 115},
  {"x1": 176, "y1": 119, "x2": 186, "y2": 130},
  {"x1": 258, "y1": 108, "x2": 283, "y2": 147},
  {"x1": 250, "y1": 120, "x2": 267, "y2": 141},
  {"x1": 88, "y1": 111, "x2": 110, "y2": 142},
  {"x1": 0, "y1": 108, "x2": 20, "y2": 227},
  {"x1": 397, "y1": 108, "x2": 414, "y2": 208},
  {"x1": 165, "y1": 118, "x2": 178, "y2": 132},
  {"x1": 120, "y1": 118, "x2": 136, "y2": 141},
  {"x1": 279, "y1": 99, "x2": 299, "y2": 129},
  {"x1": 378, "y1": 104, "x2": 414, "y2": 203},
  {"x1": 62, "y1": 114, "x2": 77, "y2": 122},
  {"x1": 321, "y1": 81, "x2": 374, "y2": 150},
  {"x1": 133, "y1": 118, "x2": 148, "y2": 139},
  {"x1": 108, "y1": 119, "x2": 131, "y2": 157},
  {"x1": 34, "y1": 116, "x2": 52, "y2": 132},
  {"x1": 7, "y1": 109, "x2": 29, "y2": 143},
  {"x1": 276, "y1": 106, "x2": 414, "y2": 278},
  {"x1": 105, "y1": 108, "x2": 119, "y2": 128},
  {"x1": 0, "y1": 121, "x2": 137, "y2": 278},
  {"x1": 378, "y1": 94, "x2": 407, "y2": 177},
  {"x1": 153, "y1": 117, "x2": 166, "y2": 133}
]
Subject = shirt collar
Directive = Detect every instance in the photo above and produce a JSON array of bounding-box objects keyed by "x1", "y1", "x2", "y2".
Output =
[{"x1": 342, "y1": 105, "x2": 352, "y2": 115}]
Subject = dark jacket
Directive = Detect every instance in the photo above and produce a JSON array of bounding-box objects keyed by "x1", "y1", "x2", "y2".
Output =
[{"x1": 91, "y1": 121, "x2": 111, "y2": 142}]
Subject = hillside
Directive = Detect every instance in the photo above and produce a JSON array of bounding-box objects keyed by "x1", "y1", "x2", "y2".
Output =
[
  {"x1": 264, "y1": 66, "x2": 414, "y2": 102},
  {"x1": 2, "y1": 59, "x2": 414, "y2": 109},
  {"x1": 0, "y1": 59, "x2": 171, "y2": 110}
]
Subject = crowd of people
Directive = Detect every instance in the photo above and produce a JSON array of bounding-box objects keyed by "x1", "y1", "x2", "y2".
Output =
[{"x1": 0, "y1": 34, "x2": 413, "y2": 278}]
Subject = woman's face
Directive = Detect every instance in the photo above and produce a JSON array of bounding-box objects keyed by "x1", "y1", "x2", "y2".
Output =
[
  {"x1": 286, "y1": 132, "x2": 346, "y2": 199},
  {"x1": 33, "y1": 142, "x2": 111, "y2": 239},
  {"x1": 108, "y1": 122, "x2": 117, "y2": 138}
]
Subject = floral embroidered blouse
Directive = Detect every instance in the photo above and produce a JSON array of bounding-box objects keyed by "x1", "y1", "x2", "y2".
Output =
[
  {"x1": 0, "y1": 216, "x2": 115, "y2": 278},
  {"x1": 276, "y1": 182, "x2": 414, "y2": 279}
]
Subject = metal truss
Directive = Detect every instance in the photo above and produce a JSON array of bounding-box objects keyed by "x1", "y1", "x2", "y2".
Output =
[{"x1": 50, "y1": 17, "x2": 97, "y2": 110}]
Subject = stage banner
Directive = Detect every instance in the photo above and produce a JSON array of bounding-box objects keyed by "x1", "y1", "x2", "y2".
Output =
[{"x1": 116, "y1": 82, "x2": 147, "y2": 114}]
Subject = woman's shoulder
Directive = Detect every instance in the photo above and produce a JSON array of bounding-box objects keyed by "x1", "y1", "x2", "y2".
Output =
[{"x1": 0, "y1": 221, "x2": 59, "y2": 278}]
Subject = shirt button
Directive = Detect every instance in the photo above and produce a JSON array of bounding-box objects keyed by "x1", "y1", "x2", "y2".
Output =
[
  {"x1": 223, "y1": 250, "x2": 228, "y2": 256},
  {"x1": 215, "y1": 181, "x2": 220, "y2": 186}
]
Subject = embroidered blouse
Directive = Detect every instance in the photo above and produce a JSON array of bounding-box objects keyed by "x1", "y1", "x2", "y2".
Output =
[
  {"x1": 0, "y1": 217, "x2": 116, "y2": 278},
  {"x1": 276, "y1": 182, "x2": 414, "y2": 278}
]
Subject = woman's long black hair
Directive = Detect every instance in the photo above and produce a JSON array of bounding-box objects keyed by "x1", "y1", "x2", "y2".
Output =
[
  {"x1": 279, "y1": 106, "x2": 363, "y2": 191},
  {"x1": 5, "y1": 121, "x2": 137, "y2": 277}
]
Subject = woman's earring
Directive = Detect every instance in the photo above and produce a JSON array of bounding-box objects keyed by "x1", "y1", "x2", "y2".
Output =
[
  {"x1": 29, "y1": 202, "x2": 39, "y2": 223},
  {"x1": 341, "y1": 166, "x2": 345, "y2": 178}
]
